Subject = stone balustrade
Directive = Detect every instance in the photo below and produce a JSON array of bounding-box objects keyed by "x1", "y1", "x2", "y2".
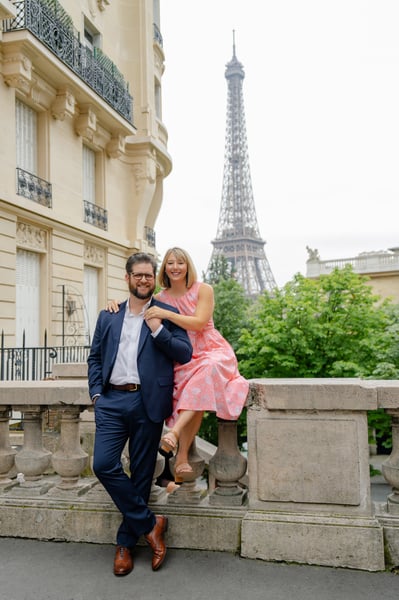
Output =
[{"x1": 1, "y1": 377, "x2": 399, "y2": 571}]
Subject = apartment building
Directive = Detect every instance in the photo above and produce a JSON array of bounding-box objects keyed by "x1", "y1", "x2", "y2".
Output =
[{"x1": 0, "y1": 0, "x2": 170, "y2": 348}]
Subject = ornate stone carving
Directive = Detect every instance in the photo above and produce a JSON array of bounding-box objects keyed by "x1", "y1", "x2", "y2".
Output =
[
  {"x1": 106, "y1": 133, "x2": 126, "y2": 158},
  {"x1": 1, "y1": 51, "x2": 32, "y2": 94},
  {"x1": 52, "y1": 90, "x2": 76, "y2": 121},
  {"x1": 306, "y1": 246, "x2": 320, "y2": 261},
  {"x1": 16, "y1": 222, "x2": 47, "y2": 252},
  {"x1": 75, "y1": 105, "x2": 97, "y2": 140},
  {"x1": 97, "y1": 0, "x2": 110, "y2": 10},
  {"x1": 84, "y1": 243, "x2": 105, "y2": 266},
  {"x1": 132, "y1": 157, "x2": 156, "y2": 194}
]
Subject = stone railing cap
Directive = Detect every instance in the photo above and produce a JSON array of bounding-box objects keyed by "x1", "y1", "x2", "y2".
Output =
[{"x1": 248, "y1": 378, "x2": 378, "y2": 411}]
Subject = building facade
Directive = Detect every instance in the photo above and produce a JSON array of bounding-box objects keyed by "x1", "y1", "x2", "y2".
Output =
[
  {"x1": 0, "y1": 0, "x2": 170, "y2": 348},
  {"x1": 306, "y1": 246, "x2": 399, "y2": 303}
]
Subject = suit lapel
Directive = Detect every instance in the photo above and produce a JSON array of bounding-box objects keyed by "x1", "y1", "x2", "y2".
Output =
[{"x1": 137, "y1": 297, "x2": 155, "y2": 356}]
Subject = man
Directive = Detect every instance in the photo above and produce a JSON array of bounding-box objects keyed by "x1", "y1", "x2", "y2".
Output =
[{"x1": 88, "y1": 252, "x2": 192, "y2": 576}]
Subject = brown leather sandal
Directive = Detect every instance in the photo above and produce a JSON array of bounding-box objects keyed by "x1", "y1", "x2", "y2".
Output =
[
  {"x1": 174, "y1": 462, "x2": 194, "y2": 483},
  {"x1": 159, "y1": 430, "x2": 179, "y2": 458}
]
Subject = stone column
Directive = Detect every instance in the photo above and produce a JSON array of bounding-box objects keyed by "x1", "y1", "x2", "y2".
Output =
[
  {"x1": 149, "y1": 453, "x2": 167, "y2": 503},
  {"x1": 14, "y1": 406, "x2": 51, "y2": 485},
  {"x1": 51, "y1": 407, "x2": 88, "y2": 489},
  {"x1": 0, "y1": 407, "x2": 16, "y2": 485},
  {"x1": 382, "y1": 410, "x2": 399, "y2": 513},
  {"x1": 167, "y1": 439, "x2": 206, "y2": 505},
  {"x1": 208, "y1": 419, "x2": 247, "y2": 506}
]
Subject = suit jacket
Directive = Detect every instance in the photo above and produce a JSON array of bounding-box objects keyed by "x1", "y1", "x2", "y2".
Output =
[{"x1": 87, "y1": 298, "x2": 192, "y2": 423}]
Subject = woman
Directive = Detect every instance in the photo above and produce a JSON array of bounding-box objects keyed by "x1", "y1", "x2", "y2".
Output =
[{"x1": 109, "y1": 247, "x2": 249, "y2": 483}]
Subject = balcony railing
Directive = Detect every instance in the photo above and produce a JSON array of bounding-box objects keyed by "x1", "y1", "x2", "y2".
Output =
[
  {"x1": 83, "y1": 199, "x2": 108, "y2": 230},
  {"x1": 0, "y1": 332, "x2": 90, "y2": 381},
  {"x1": 16, "y1": 167, "x2": 52, "y2": 207},
  {"x1": 3, "y1": 0, "x2": 133, "y2": 123},
  {"x1": 144, "y1": 225, "x2": 156, "y2": 247}
]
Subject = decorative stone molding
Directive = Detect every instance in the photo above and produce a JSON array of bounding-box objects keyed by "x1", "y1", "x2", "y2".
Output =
[
  {"x1": 1, "y1": 51, "x2": 32, "y2": 94},
  {"x1": 97, "y1": 0, "x2": 110, "y2": 10},
  {"x1": 106, "y1": 133, "x2": 126, "y2": 158},
  {"x1": 75, "y1": 105, "x2": 97, "y2": 141},
  {"x1": 52, "y1": 90, "x2": 76, "y2": 121},
  {"x1": 16, "y1": 222, "x2": 47, "y2": 252},
  {"x1": 0, "y1": 0, "x2": 16, "y2": 21},
  {"x1": 132, "y1": 156, "x2": 156, "y2": 195},
  {"x1": 84, "y1": 243, "x2": 105, "y2": 267}
]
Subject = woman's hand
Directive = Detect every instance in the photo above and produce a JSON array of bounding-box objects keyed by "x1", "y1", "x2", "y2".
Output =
[
  {"x1": 105, "y1": 300, "x2": 120, "y2": 313},
  {"x1": 145, "y1": 306, "x2": 169, "y2": 321}
]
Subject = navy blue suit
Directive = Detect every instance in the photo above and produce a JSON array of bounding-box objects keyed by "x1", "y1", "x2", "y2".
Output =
[{"x1": 87, "y1": 298, "x2": 192, "y2": 548}]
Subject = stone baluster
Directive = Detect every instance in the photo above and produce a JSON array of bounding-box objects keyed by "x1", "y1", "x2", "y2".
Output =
[
  {"x1": 208, "y1": 419, "x2": 247, "y2": 506},
  {"x1": 149, "y1": 453, "x2": 167, "y2": 503},
  {"x1": 14, "y1": 406, "x2": 52, "y2": 486},
  {"x1": 382, "y1": 409, "x2": 399, "y2": 514},
  {"x1": 167, "y1": 438, "x2": 206, "y2": 504},
  {"x1": 0, "y1": 407, "x2": 17, "y2": 485},
  {"x1": 51, "y1": 406, "x2": 89, "y2": 489}
]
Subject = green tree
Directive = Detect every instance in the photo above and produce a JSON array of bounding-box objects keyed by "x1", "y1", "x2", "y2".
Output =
[
  {"x1": 237, "y1": 266, "x2": 399, "y2": 453},
  {"x1": 237, "y1": 266, "x2": 396, "y2": 379},
  {"x1": 213, "y1": 278, "x2": 250, "y2": 351},
  {"x1": 203, "y1": 254, "x2": 235, "y2": 284}
]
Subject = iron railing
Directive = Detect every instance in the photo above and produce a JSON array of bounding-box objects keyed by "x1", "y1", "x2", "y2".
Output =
[
  {"x1": 83, "y1": 199, "x2": 108, "y2": 230},
  {"x1": 0, "y1": 330, "x2": 90, "y2": 381},
  {"x1": 3, "y1": 0, "x2": 133, "y2": 123},
  {"x1": 16, "y1": 167, "x2": 52, "y2": 207},
  {"x1": 144, "y1": 225, "x2": 156, "y2": 247}
]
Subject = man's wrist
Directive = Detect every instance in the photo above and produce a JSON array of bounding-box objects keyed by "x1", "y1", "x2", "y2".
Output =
[{"x1": 91, "y1": 394, "x2": 100, "y2": 404}]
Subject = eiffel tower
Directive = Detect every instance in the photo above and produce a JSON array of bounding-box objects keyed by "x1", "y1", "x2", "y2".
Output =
[{"x1": 207, "y1": 34, "x2": 276, "y2": 297}]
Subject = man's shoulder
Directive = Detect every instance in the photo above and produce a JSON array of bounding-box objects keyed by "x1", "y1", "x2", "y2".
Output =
[
  {"x1": 152, "y1": 298, "x2": 179, "y2": 314},
  {"x1": 98, "y1": 300, "x2": 127, "y2": 320}
]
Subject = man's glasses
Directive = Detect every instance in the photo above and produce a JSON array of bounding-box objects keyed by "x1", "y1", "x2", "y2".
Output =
[{"x1": 129, "y1": 272, "x2": 154, "y2": 281}]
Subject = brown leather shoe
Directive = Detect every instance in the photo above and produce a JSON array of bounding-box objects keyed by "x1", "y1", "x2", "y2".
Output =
[
  {"x1": 144, "y1": 514, "x2": 168, "y2": 571},
  {"x1": 113, "y1": 545, "x2": 133, "y2": 576}
]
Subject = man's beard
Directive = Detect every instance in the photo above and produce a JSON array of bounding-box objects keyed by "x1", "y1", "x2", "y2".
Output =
[{"x1": 129, "y1": 284, "x2": 154, "y2": 300}]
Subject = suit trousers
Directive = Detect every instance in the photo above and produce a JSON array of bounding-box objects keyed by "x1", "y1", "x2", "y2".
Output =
[{"x1": 92, "y1": 389, "x2": 163, "y2": 548}]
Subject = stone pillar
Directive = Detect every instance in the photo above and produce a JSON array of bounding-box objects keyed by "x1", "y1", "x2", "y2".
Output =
[
  {"x1": 0, "y1": 407, "x2": 16, "y2": 484},
  {"x1": 51, "y1": 407, "x2": 88, "y2": 489},
  {"x1": 14, "y1": 406, "x2": 51, "y2": 484},
  {"x1": 167, "y1": 439, "x2": 206, "y2": 505},
  {"x1": 382, "y1": 410, "x2": 399, "y2": 513},
  {"x1": 149, "y1": 453, "x2": 167, "y2": 503},
  {"x1": 208, "y1": 419, "x2": 247, "y2": 506}
]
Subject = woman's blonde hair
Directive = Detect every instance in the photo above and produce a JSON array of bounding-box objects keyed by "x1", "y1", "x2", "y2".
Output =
[{"x1": 158, "y1": 247, "x2": 197, "y2": 289}]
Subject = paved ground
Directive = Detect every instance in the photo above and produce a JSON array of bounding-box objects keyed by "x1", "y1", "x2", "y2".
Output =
[{"x1": 1, "y1": 536, "x2": 398, "y2": 600}]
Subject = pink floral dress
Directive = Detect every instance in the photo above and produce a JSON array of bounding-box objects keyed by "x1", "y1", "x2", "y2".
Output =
[{"x1": 158, "y1": 282, "x2": 249, "y2": 427}]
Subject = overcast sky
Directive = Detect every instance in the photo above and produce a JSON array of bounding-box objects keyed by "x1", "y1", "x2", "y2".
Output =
[{"x1": 155, "y1": 1, "x2": 399, "y2": 288}]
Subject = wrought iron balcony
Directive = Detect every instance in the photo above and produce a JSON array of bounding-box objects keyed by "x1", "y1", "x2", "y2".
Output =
[
  {"x1": 3, "y1": 0, "x2": 133, "y2": 124},
  {"x1": 153, "y1": 23, "x2": 163, "y2": 47},
  {"x1": 16, "y1": 167, "x2": 52, "y2": 207},
  {"x1": 144, "y1": 225, "x2": 156, "y2": 247},
  {"x1": 83, "y1": 199, "x2": 108, "y2": 231}
]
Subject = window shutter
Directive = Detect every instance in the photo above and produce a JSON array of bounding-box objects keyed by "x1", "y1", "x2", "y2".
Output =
[
  {"x1": 83, "y1": 265, "x2": 98, "y2": 344},
  {"x1": 16, "y1": 99, "x2": 37, "y2": 174},
  {"x1": 16, "y1": 249, "x2": 40, "y2": 346}
]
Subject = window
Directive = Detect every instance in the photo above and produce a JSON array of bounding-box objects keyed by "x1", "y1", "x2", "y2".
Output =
[
  {"x1": 16, "y1": 99, "x2": 37, "y2": 174},
  {"x1": 83, "y1": 18, "x2": 101, "y2": 51},
  {"x1": 82, "y1": 144, "x2": 107, "y2": 229},
  {"x1": 16, "y1": 249, "x2": 41, "y2": 346},
  {"x1": 83, "y1": 265, "x2": 98, "y2": 345},
  {"x1": 83, "y1": 144, "x2": 96, "y2": 204},
  {"x1": 155, "y1": 80, "x2": 161, "y2": 119}
]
